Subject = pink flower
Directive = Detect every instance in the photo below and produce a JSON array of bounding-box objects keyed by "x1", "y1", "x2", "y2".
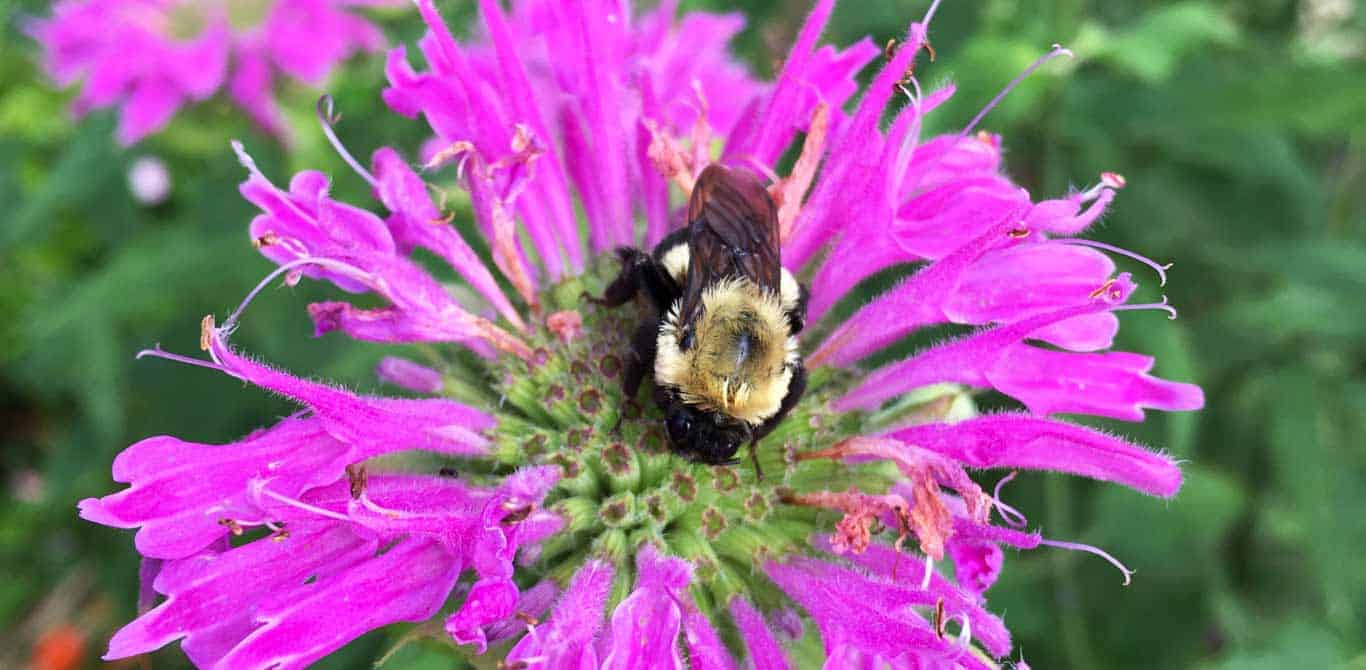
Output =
[
  {"x1": 28, "y1": 0, "x2": 401, "y2": 144},
  {"x1": 86, "y1": 0, "x2": 1204, "y2": 667}
]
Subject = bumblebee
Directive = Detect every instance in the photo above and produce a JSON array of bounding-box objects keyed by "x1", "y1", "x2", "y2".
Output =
[{"x1": 591, "y1": 164, "x2": 808, "y2": 474}]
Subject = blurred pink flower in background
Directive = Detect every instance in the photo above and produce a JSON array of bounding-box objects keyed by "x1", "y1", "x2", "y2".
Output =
[{"x1": 28, "y1": 0, "x2": 402, "y2": 144}]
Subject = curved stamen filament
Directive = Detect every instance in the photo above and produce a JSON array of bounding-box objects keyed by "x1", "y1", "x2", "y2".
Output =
[
  {"x1": 1113, "y1": 296, "x2": 1179, "y2": 320},
  {"x1": 947, "y1": 612, "x2": 972, "y2": 650},
  {"x1": 991, "y1": 472, "x2": 1029, "y2": 528},
  {"x1": 922, "y1": 0, "x2": 945, "y2": 25},
  {"x1": 358, "y1": 491, "x2": 420, "y2": 520},
  {"x1": 224, "y1": 256, "x2": 375, "y2": 331},
  {"x1": 1062, "y1": 238, "x2": 1172, "y2": 287},
  {"x1": 1040, "y1": 538, "x2": 1135, "y2": 585},
  {"x1": 257, "y1": 486, "x2": 354, "y2": 524},
  {"x1": 316, "y1": 95, "x2": 379, "y2": 189},
  {"x1": 136, "y1": 344, "x2": 229, "y2": 373},
  {"x1": 961, "y1": 44, "x2": 1073, "y2": 137}
]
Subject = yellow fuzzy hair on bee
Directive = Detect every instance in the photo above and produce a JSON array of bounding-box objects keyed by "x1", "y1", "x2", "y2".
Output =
[{"x1": 655, "y1": 276, "x2": 799, "y2": 424}]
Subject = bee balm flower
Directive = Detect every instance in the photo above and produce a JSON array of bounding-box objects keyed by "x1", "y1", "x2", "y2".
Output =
[{"x1": 85, "y1": 0, "x2": 1203, "y2": 668}]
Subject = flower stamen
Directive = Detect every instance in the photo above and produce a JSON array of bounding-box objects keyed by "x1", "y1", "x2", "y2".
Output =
[
  {"x1": 1113, "y1": 296, "x2": 1180, "y2": 320},
  {"x1": 991, "y1": 472, "x2": 1029, "y2": 528},
  {"x1": 316, "y1": 95, "x2": 379, "y2": 188},
  {"x1": 1040, "y1": 538, "x2": 1136, "y2": 585},
  {"x1": 1063, "y1": 238, "x2": 1172, "y2": 287},
  {"x1": 256, "y1": 486, "x2": 353, "y2": 524},
  {"x1": 135, "y1": 344, "x2": 228, "y2": 373},
  {"x1": 961, "y1": 44, "x2": 1073, "y2": 136},
  {"x1": 218, "y1": 518, "x2": 245, "y2": 536}
]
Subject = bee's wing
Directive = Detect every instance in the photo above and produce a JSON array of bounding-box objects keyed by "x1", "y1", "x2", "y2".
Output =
[{"x1": 678, "y1": 164, "x2": 781, "y2": 324}]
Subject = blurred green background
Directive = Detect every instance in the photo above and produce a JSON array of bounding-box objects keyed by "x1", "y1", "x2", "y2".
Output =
[{"x1": 2, "y1": 0, "x2": 1363, "y2": 668}]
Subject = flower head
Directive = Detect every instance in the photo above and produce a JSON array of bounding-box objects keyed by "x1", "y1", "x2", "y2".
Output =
[
  {"x1": 28, "y1": 0, "x2": 401, "y2": 144},
  {"x1": 87, "y1": 1, "x2": 1204, "y2": 668}
]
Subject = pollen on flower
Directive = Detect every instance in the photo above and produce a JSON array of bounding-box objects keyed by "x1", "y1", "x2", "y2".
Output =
[
  {"x1": 198, "y1": 314, "x2": 214, "y2": 351},
  {"x1": 1102, "y1": 171, "x2": 1127, "y2": 189},
  {"x1": 545, "y1": 310, "x2": 583, "y2": 343}
]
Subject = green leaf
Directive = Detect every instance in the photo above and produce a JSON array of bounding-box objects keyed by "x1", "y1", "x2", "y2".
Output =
[{"x1": 1089, "y1": 3, "x2": 1240, "y2": 84}]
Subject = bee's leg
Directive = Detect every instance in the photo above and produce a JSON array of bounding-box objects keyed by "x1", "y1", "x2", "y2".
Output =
[
  {"x1": 622, "y1": 321, "x2": 659, "y2": 400},
  {"x1": 585, "y1": 248, "x2": 647, "y2": 308},
  {"x1": 586, "y1": 248, "x2": 679, "y2": 313},
  {"x1": 651, "y1": 227, "x2": 690, "y2": 259},
  {"x1": 748, "y1": 437, "x2": 764, "y2": 482}
]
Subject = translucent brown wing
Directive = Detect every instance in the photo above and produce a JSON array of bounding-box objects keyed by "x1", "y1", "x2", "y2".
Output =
[{"x1": 677, "y1": 164, "x2": 780, "y2": 328}]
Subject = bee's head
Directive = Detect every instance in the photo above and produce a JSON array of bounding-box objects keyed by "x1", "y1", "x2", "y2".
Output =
[{"x1": 664, "y1": 403, "x2": 750, "y2": 466}]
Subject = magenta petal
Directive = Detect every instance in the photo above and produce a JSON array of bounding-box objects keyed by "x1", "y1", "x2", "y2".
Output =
[
  {"x1": 985, "y1": 346, "x2": 1207, "y2": 421},
  {"x1": 835, "y1": 276, "x2": 1136, "y2": 410},
  {"x1": 217, "y1": 539, "x2": 460, "y2": 670},
  {"x1": 813, "y1": 209, "x2": 1027, "y2": 366},
  {"x1": 601, "y1": 545, "x2": 691, "y2": 669},
  {"x1": 729, "y1": 0, "x2": 834, "y2": 165},
  {"x1": 1028, "y1": 187, "x2": 1117, "y2": 235},
  {"x1": 105, "y1": 524, "x2": 375, "y2": 660},
  {"x1": 181, "y1": 615, "x2": 257, "y2": 668},
  {"x1": 484, "y1": 580, "x2": 558, "y2": 644},
  {"x1": 683, "y1": 606, "x2": 736, "y2": 670},
  {"x1": 507, "y1": 560, "x2": 614, "y2": 669},
  {"x1": 115, "y1": 77, "x2": 184, "y2": 145},
  {"x1": 445, "y1": 466, "x2": 561, "y2": 652},
  {"x1": 207, "y1": 335, "x2": 493, "y2": 457},
  {"x1": 78, "y1": 416, "x2": 351, "y2": 559},
  {"x1": 899, "y1": 133, "x2": 1005, "y2": 200},
  {"x1": 766, "y1": 557, "x2": 979, "y2": 664},
  {"x1": 242, "y1": 170, "x2": 395, "y2": 294},
  {"x1": 371, "y1": 147, "x2": 524, "y2": 329},
  {"x1": 889, "y1": 414, "x2": 1184, "y2": 497},
  {"x1": 892, "y1": 176, "x2": 1027, "y2": 261},
  {"x1": 473, "y1": 0, "x2": 582, "y2": 262},
  {"x1": 947, "y1": 538, "x2": 1004, "y2": 597},
  {"x1": 809, "y1": 536, "x2": 1012, "y2": 657},
  {"x1": 730, "y1": 598, "x2": 791, "y2": 670},
  {"x1": 942, "y1": 243, "x2": 1120, "y2": 351},
  {"x1": 307, "y1": 300, "x2": 488, "y2": 353},
  {"x1": 31, "y1": 0, "x2": 388, "y2": 143},
  {"x1": 780, "y1": 21, "x2": 931, "y2": 271},
  {"x1": 375, "y1": 355, "x2": 445, "y2": 394},
  {"x1": 262, "y1": 0, "x2": 383, "y2": 86},
  {"x1": 446, "y1": 578, "x2": 520, "y2": 653},
  {"x1": 229, "y1": 48, "x2": 286, "y2": 138},
  {"x1": 167, "y1": 24, "x2": 230, "y2": 100}
]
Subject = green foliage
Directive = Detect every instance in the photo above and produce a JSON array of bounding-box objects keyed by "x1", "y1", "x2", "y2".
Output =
[{"x1": 1, "y1": 0, "x2": 1363, "y2": 668}]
